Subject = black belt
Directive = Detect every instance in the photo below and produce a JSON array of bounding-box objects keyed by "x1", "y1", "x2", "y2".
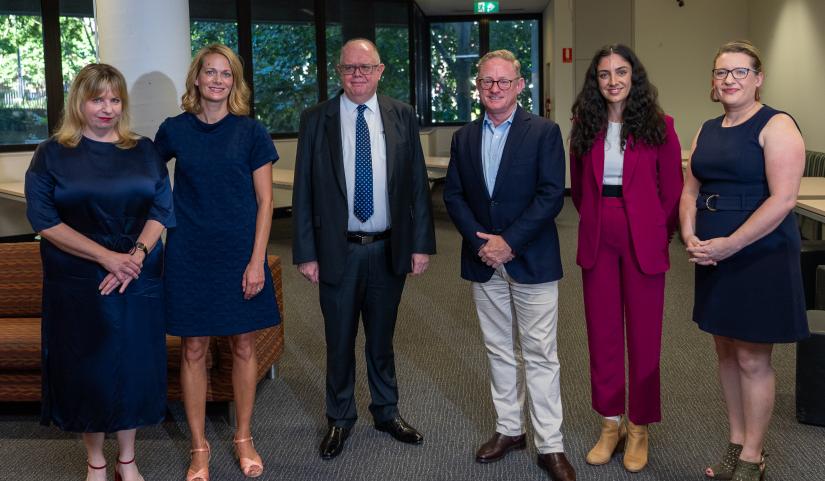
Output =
[
  {"x1": 697, "y1": 193, "x2": 766, "y2": 211},
  {"x1": 346, "y1": 230, "x2": 391, "y2": 245},
  {"x1": 602, "y1": 185, "x2": 623, "y2": 197}
]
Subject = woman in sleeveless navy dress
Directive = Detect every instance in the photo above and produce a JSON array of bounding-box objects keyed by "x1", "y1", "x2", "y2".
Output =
[
  {"x1": 679, "y1": 41, "x2": 807, "y2": 481},
  {"x1": 25, "y1": 64, "x2": 174, "y2": 481},
  {"x1": 154, "y1": 45, "x2": 279, "y2": 481}
]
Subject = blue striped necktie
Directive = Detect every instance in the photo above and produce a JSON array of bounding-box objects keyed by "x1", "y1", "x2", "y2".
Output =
[{"x1": 353, "y1": 104, "x2": 373, "y2": 222}]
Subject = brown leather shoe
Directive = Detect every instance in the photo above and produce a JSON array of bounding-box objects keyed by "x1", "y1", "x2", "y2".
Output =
[
  {"x1": 537, "y1": 452, "x2": 576, "y2": 481},
  {"x1": 475, "y1": 433, "x2": 526, "y2": 463}
]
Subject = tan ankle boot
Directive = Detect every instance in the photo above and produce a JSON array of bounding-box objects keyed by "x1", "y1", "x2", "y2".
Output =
[
  {"x1": 623, "y1": 420, "x2": 649, "y2": 472},
  {"x1": 586, "y1": 418, "x2": 625, "y2": 465}
]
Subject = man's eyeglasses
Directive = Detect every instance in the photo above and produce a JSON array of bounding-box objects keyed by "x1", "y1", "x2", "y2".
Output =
[
  {"x1": 712, "y1": 68, "x2": 760, "y2": 80},
  {"x1": 337, "y1": 64, "x2": 381, "y2": 75},
  {"x1": 476, "y1": 77, "x2": 520, "y2": 90}
]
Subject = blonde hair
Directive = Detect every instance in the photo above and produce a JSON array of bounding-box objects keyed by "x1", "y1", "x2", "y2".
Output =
[
  {"x1": 710, "y1": 40, "x2": 764, "y2": 102},
  {"x1": 477, "y1": 49, "x2": 522, "y2": 77},
  {"x1": 182, "y1": 44, "x2": 250, "y2": 115},
  {"x1": 54, "y1": 63, "x2": 140, "y2": 149}
]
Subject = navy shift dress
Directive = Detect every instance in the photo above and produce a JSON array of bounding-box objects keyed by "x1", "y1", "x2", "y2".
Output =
[
  {"x1": 25, "y1": 137, "x2": 175, "y2": 432},
  {"x1": 691, "y1": 105, "x2": 808, "y2": 343},
  {"x1": 155, "y1": 113, "x2": 280, "y2": 336}
]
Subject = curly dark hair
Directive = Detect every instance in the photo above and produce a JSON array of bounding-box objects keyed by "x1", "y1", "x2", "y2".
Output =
[{"x1": 570, "y1": 44, "x2": 666, "y2": 157}]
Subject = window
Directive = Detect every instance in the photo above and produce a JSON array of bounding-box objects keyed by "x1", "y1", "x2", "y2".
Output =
[
  {"x1": 375, "y1": 1, "x2": 410, "y2": 104},
  {"x1": 324, "y1": 1, "x2": 342, "y2": 98},
  {"x1": 489, "y1": 19, "x2": 540, "y2": 114},
  {"x1": 59, "y1": 1, "x2": 97, "y2": 97},
  {"x1": 190, "y1": 0, "x2": 239, "y2": 55},
  {"x1": 0, "y1": 4, "x2": 47, "y2": 145},
  {"x1": 426, "y1": 16, "x2": 542, "y2": 124},
  {"x1": 429, "y1": 21, "x2": 479, "y2": 123},
  {"x1": 251, "y1": 0, "x2": 318, "y2": 133}
]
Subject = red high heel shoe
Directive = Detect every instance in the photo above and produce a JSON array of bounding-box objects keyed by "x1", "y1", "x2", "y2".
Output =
[
  {"x1": 87, "y1": 460, "x2": 106, "y2": 480},
  {"x1": 114, "y1": 456, "x2": 145, "y2": 481}
]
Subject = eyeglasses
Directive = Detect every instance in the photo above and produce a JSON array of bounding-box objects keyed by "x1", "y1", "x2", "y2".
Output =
[
  {"x1": 712, "y1": 67, "x2": 760, "y2": 80},
  {"x1": 476, "y1": 77, "x2": 520, "y2": 90},
  {"x1": 337, "y1": 64, "x2": 381, "y2": 75}
]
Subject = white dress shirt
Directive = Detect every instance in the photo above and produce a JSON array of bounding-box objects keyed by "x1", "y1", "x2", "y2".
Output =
[
  {"x1": 603, "y1": 121, "x2": 624, "y2": 186},
  {"x1": 340, "y1": 93, "x2": 390, "y2": 232}
]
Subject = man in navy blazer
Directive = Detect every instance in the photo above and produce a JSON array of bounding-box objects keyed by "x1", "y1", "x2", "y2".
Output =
[{"x1": 443, "y1": 50, "x2": 574, "y2": 481}]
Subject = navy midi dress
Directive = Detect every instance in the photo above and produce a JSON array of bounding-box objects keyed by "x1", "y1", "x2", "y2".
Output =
[
  {"x1": 154, "y1": 113, "x2": 280, "y2": 336},
  {"x1": 691, "y1": 105, "x2": 808, "y2": 343},
  {"x1": 24, "y1": 137, "x2": 175, "y2": 432}
]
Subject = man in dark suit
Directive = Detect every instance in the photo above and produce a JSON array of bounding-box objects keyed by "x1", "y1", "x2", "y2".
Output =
[
  {"x1": 292, "y1": 38, "x2": 435, "y2": 460},
  {"x1": 443, "y1": 50, "x2": 575, "y2": 481}
]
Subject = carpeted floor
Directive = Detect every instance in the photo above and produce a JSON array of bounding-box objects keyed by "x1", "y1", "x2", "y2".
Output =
[{"x1": 1, "y1": 190, "x2": 823, "y2": 481}]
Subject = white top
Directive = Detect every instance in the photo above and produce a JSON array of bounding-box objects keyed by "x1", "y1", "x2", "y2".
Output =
[
  {"x1": 340, "y1": 93, "x2": 390, "y2": 232},
  {"x1": 603, "y1": 121, "x2": 624, "y2": 186}
]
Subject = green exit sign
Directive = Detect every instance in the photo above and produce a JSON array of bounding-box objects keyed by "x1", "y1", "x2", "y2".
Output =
[{"x1": 474, "y1": 1, "x2": 499, "y2": 13}]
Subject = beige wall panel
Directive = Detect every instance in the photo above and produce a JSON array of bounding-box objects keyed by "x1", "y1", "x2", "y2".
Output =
[
  {"x1": 750, "y1": 0, "x2": 825, "y2": 152},
  {"x1": 634, "y1": 0, "x2": 748, "y2": 148}
]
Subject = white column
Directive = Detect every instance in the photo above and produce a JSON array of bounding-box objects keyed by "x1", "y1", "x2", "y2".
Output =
[{"x1": 95, "y1": 0, "x2": 191, "y2": 138}]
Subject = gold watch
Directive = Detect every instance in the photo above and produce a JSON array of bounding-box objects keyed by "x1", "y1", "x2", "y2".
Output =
[{"x1": 130, "y1": 241, "x2": 149, "y2": 256}]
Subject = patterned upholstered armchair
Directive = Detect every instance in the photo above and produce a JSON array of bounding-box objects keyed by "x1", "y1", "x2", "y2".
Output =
[{"x1": 0, "y1": 242, "x2": 284, "y2": 403}]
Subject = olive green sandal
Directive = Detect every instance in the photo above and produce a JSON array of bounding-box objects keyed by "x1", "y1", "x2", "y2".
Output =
[
  {"x1": 731, "y1": 454, "x2": 766, "y2": 481},
  {"x1": 705, "y1": 442, "x2": 743, "y2": 479}
]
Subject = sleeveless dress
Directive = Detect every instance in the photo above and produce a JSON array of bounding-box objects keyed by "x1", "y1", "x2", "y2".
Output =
[
  {"x1": 154, "y1": 113, "x2": 280, "y2": 336},
  {"x1": 691, "y1": 105, "x2": 808, "y2": 343},
  {"x1": 25, "y1": 137, "x2": 175, "y2": 432}
]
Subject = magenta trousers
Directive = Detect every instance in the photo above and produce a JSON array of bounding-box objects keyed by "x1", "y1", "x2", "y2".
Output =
[{"x1": 581, "y1": 197, "x2": 664, "y2": 425}]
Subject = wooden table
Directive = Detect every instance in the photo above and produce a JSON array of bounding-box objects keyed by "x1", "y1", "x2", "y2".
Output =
[
  {"x1": 0, "y1": 182, "x2": 25, "y2": 202},
  {"x1": 796, "y1": 199, "x2": 825, "y2": 224},
  {"x1": 425, "y1": 156, "x2": 450, "y2": 184},
  {"x1": 798, "y1": 177, "x2": 825, "y2": 200},
  {"x1": 272, "y1": 168, "x2": 294, "y2": 189}
]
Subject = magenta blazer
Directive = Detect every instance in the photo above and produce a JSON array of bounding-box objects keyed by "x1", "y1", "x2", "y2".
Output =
[{"x1": 570, "y1": 115, "x2": 684, "y2": 275}]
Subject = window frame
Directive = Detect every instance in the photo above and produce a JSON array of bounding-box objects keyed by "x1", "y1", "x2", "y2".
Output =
[
  {"x1": 422, "y1": 13, "x2": 544, "y2": 127},
  {"x1": 1, "y1": 3, "x2": 542, "y2": 150}
]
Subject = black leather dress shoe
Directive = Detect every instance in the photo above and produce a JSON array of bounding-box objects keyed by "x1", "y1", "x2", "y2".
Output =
[
  {"x1": 319, "y1": 425, "x2": 350, "y2": 460},
  {"x1": 374, "y1": 416, "x2": 424, "y2": 445},
  {"x1": 475, "y1": 432, "x2": 527, "y2": 463},
  {"x1": 537, "y1": 452, "x2": 576, "y2": 481}
]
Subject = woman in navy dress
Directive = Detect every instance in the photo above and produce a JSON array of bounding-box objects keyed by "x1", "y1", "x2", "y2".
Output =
[
  {"x1": 679, "y1": 40, "x2": 807, "y2": 481},
  {"x1": 154, "y1": 44, "x2": 279, "y2": 481},
  {"x1": 24, "y1": 64, "x2": 174, "y2": 481}
]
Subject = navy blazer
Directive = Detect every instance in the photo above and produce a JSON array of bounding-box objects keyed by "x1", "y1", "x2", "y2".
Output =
[{"x1": 443, "y1": 106, "x2": 566, "y2": 284}]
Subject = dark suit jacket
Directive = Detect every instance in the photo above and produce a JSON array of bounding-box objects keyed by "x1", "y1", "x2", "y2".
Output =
[
  {"x1": 570, "y1": 115, "x2": 683, "y2": 275},
  {"x1": 292, "y1": 94, "x2": 436, "y2": 285},
  {"x1": 443, "y1": 106, "x2": 566, "y2": 284}
]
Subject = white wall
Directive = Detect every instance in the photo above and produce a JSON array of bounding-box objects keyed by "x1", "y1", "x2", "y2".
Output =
[
  {"x1": 634, "y1": 0, "x2": 749, "y2": 148},
  {"x1": 549, "y1": 0, "x2": 574, "y2": 185},
  {"x1": 749, "y1": 0, "x2": 825, "y2": 152}
]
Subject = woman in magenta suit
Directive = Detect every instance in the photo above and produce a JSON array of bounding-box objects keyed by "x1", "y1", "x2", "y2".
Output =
[{"x1": 570, "y1": 44, "x2": 683, "y2": 473}]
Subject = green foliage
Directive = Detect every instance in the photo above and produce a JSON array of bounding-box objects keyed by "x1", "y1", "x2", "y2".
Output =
[
  {"x1": 430, "y1": 19, "x2": 540, "y2": 123},
  {"x1": 251, "y1": 22, "x2": 318, "y2": 133},
  {"x1": 376, "y1": 26, "x2": 409, "y2": 103},
  {"x1": 326, "y1": 25, "x2": 342, "y2": 98},
  {"x1": 430, "y1": 21, "x2": 480, "y2": 123},
  {"x1": 190, "y1": 21, "x2": 239, "y2": 54},
  {"x1": 490, "y1": 19, "x2": 539, "y2": 113},
  {"x1": 1, "y1": 14, "x2": 96, "y2": 144},
  {"x1": 0, "y1": 15, "x2": 46, "y2": 91},
  {"x1": 59, "y1": 16, "x2": 98, "y2": 87}
]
